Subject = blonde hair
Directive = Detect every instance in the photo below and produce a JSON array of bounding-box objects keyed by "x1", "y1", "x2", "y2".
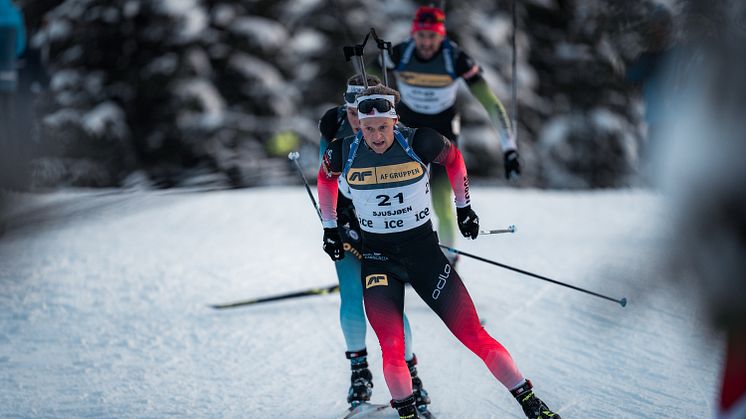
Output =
[
  {"x1": 358, "y1": 85, "x2": 401, "y2": 104},
  {"x1": 347, "y1": 74, "x2": 383, "y2": 87}
]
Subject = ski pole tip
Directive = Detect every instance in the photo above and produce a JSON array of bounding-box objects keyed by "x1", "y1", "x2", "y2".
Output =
[
  {"x1": 619, "y1": 297, "x2": 627, "y2": 307},
  {"x1": 509, "y1": 224, "x2": 516, "y2": 233}
]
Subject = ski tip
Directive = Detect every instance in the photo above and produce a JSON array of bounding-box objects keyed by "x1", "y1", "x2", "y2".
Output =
[{"x1": 619, "y1": 297, "x2": 627, "y2": 308}]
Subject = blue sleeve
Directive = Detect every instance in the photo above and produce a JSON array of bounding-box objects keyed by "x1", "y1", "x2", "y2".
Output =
[
  {"x1": 16, "y1": 11, "x2": 25, "y2": 57},
  {"x1": 1, "y1": 1, "x2": 26, "y2": 56}
]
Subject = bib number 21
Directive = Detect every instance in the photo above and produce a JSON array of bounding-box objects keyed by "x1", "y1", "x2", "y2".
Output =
[{"x1": 376, "y1": 192, "x2": 404, "y2": 206}]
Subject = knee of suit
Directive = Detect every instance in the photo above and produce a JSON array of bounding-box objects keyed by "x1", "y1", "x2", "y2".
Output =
[{"x1": 380, "y1": 336, "x2": 406, "y2": 363}]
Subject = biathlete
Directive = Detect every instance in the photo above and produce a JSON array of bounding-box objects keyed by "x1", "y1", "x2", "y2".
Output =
[{"x1": 318, "y1": 84, "x2": 559, "y2": 419}]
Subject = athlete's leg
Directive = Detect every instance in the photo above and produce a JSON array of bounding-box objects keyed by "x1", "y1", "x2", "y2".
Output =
[
  {"x1": 403, "y1": 311, "x2": 414, "y2": 362},
  {"x1": 361, "y1": 257, "x2": 412, "y2": 400},
  {"x1": 406, "y1": 233, "x2": 525, "y2": 390},
  {"x1": 335, "y1": 255, "x2": 366, "y2": 352}
]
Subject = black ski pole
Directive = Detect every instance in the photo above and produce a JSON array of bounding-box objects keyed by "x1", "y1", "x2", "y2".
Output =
[
  {"x1": 440, "y1": 244, "x2": 628, "y2": 307},
  {"x1": 370, "y1": 28, "x2": 392, "y2": 87},
  {"x1": 211, "y1": 284, "x2": 340, "y2": 309},
  {"x1": 288, "y1": 151, "x2": 323, "y2": 223}
]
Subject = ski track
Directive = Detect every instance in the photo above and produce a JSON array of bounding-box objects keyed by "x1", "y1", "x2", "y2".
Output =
[{"x1": 0, "y1": 187, "x2": 723, "y2": 418}]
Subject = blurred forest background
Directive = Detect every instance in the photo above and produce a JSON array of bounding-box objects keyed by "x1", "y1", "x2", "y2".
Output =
[{"x1": 0, "y1": 0, "x2": 725, "y2": 190}]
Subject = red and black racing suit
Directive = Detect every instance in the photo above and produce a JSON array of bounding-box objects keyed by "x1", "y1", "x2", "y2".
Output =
[{"x1": 318, "y1": 127, "x2": 525, "y2": 401}]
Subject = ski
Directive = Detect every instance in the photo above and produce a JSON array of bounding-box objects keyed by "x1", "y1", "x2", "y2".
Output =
[
  {"x1": 342, "y1": 402, "x2": 391, "y2": 419},
  {"x1": 418, "y1": 409, "x2": 437, "y2": 418},
  {"x1": 210, "y1": 283, "x2": 339, "y2": 309}
]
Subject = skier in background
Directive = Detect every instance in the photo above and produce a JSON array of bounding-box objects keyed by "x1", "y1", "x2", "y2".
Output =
[
  {"x1": 0, "y1": 0, "x2": 27, "y2": 189},
  {"x1": 318, "y1": 84, "x2": 559, "y2": 419},
  {"x1": 651, "y1": 2, "x2": 746, "y2": 417},
  {"x1": 318, "y1": 74, "x2": 431, "y2": 413},
  {"x1": 385, "y1": 5, "x2": 519, "y2": 264}
]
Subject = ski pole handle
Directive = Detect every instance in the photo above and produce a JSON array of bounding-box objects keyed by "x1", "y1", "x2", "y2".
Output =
[{"x1": 479, "y1": 225, "x2": 516, "y2": 235}]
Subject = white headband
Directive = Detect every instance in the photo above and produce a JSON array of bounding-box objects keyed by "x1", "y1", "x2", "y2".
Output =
[
  {"x1": 346, "y1": 85, "x2": 366, "y2": 95},
  {"x1": 356, "y1": 94, "x2": 398, "y2": 119}
]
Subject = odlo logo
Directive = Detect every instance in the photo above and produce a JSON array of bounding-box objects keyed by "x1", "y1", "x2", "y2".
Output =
[
  {"x1": 365, "y1": 274, "x2": 389, "y2": 289},
  {"x1": 432, "y1": 263, "x2": 451, "y2": 300}
]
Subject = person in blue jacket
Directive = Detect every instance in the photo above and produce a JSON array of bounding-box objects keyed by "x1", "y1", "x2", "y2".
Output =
[{"x1": 0, "y1": 0, "x2": 26, "y2": 93}]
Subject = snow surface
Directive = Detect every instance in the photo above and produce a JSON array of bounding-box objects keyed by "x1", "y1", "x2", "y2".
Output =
[{"x1": 0, "y1": 187, "x2": 722, "y2": 418}]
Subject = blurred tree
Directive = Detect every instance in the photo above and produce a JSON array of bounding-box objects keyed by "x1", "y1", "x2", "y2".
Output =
[{"x1": 21, "y1": 0, "x2": 662, "y2": 189}]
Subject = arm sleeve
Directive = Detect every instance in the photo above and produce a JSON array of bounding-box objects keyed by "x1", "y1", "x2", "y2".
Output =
[
  {"x1": 412, "y1": 128, "x2": 471, "y2": 208},
  {"x1": 467, "y1": 78, "x2": 516, "y2": 152},
  {"x1": 317, "y1": 139, "x2": 344, "y2": 228},
  {"x1": 453, "y1": 47, "x2": 516, "y2": 152},
  {"x1": 454, "y1": 48, "x2": 482, "y2": 82}
]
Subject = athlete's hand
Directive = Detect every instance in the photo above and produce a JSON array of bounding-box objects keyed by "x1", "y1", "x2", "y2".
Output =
[
  {"x1": 322, "y1": 227, "x2": 345, "y2": 261},
  {"x1": 504, "y1": 150, "x2": 521, "y2": 180},
  {"x1": 457, "y1": 206, "x2": 480, "y2": 240}
]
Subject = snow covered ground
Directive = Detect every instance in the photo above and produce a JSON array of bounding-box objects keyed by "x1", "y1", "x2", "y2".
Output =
[{"x1": 0, "y1": 187, "x2": 723, "y2": 418}]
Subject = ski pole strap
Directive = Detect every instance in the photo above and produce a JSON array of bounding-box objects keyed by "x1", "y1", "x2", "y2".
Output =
[
  {"x1": 341, "y1": 130, "x2": 365, "y2": 178},
  {"x1": 342, "y1": 130, "x2": 427, "y2": 178},
  {"x1": 395, "y1": 39, "x2": 416, "y2": 71},
  {"x1": 442, "y1": 39, "x2": 457, "y2": 79},
  {"x1": 394, "y1": 129, "x2": 427, "y2": 170}
]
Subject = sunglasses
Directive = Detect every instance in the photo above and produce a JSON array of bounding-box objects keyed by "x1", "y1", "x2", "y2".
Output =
[{"x1": 358, "y1": 98, "x2": 394, "y2": 114}]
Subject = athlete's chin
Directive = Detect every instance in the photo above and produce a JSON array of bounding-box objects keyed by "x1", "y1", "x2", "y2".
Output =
[{"x1": 418, "y1": 49, "x2": 436, "y2": 59}]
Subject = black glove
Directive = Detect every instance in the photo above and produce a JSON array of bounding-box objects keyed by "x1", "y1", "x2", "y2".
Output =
[
  {"x1": 322, "y1": 227, "x2": 345, "y2": 261},
  {"x1": 457, "y1": 206, "x2": 480, "y2": 240},
  {"x1": 504, "y1": 150, "x2": 521, "y2": 180}
]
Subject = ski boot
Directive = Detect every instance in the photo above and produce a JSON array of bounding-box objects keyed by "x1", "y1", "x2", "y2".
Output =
[
  {"x1": 511, "y1": 379, "x2": 561, "y2": 419},
  {"x1": 391, "y1": 394, "x2": 419, "y2": 419},
  {"x1": 346, "y1": 349, "x2": 373, "y2": 407},
  {"x1": 406, "y1": 355, "x2": 431, "y2": 414}
]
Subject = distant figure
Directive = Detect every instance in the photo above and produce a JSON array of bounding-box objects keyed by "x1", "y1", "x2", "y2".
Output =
[
  {"x1": 0, "y1": 0, "x2": 25, "y2": 93},
  {"x1": 386, "y1": 5, "x2": 519, "y2": 264},
  {"x1": 0, "y1": 0, "x2": 27, "y2": 190},
  {"x1": 625, "y1": 5, "x2": 676, "y2": 143},
  {"x1": 652, "y1": 3, "x2": 746, "y2": 418}
]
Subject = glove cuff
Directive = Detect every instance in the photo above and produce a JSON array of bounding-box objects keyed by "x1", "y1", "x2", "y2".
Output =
[{"x1": 456, "y1": 205, "x2": 472, "y2": 217}]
